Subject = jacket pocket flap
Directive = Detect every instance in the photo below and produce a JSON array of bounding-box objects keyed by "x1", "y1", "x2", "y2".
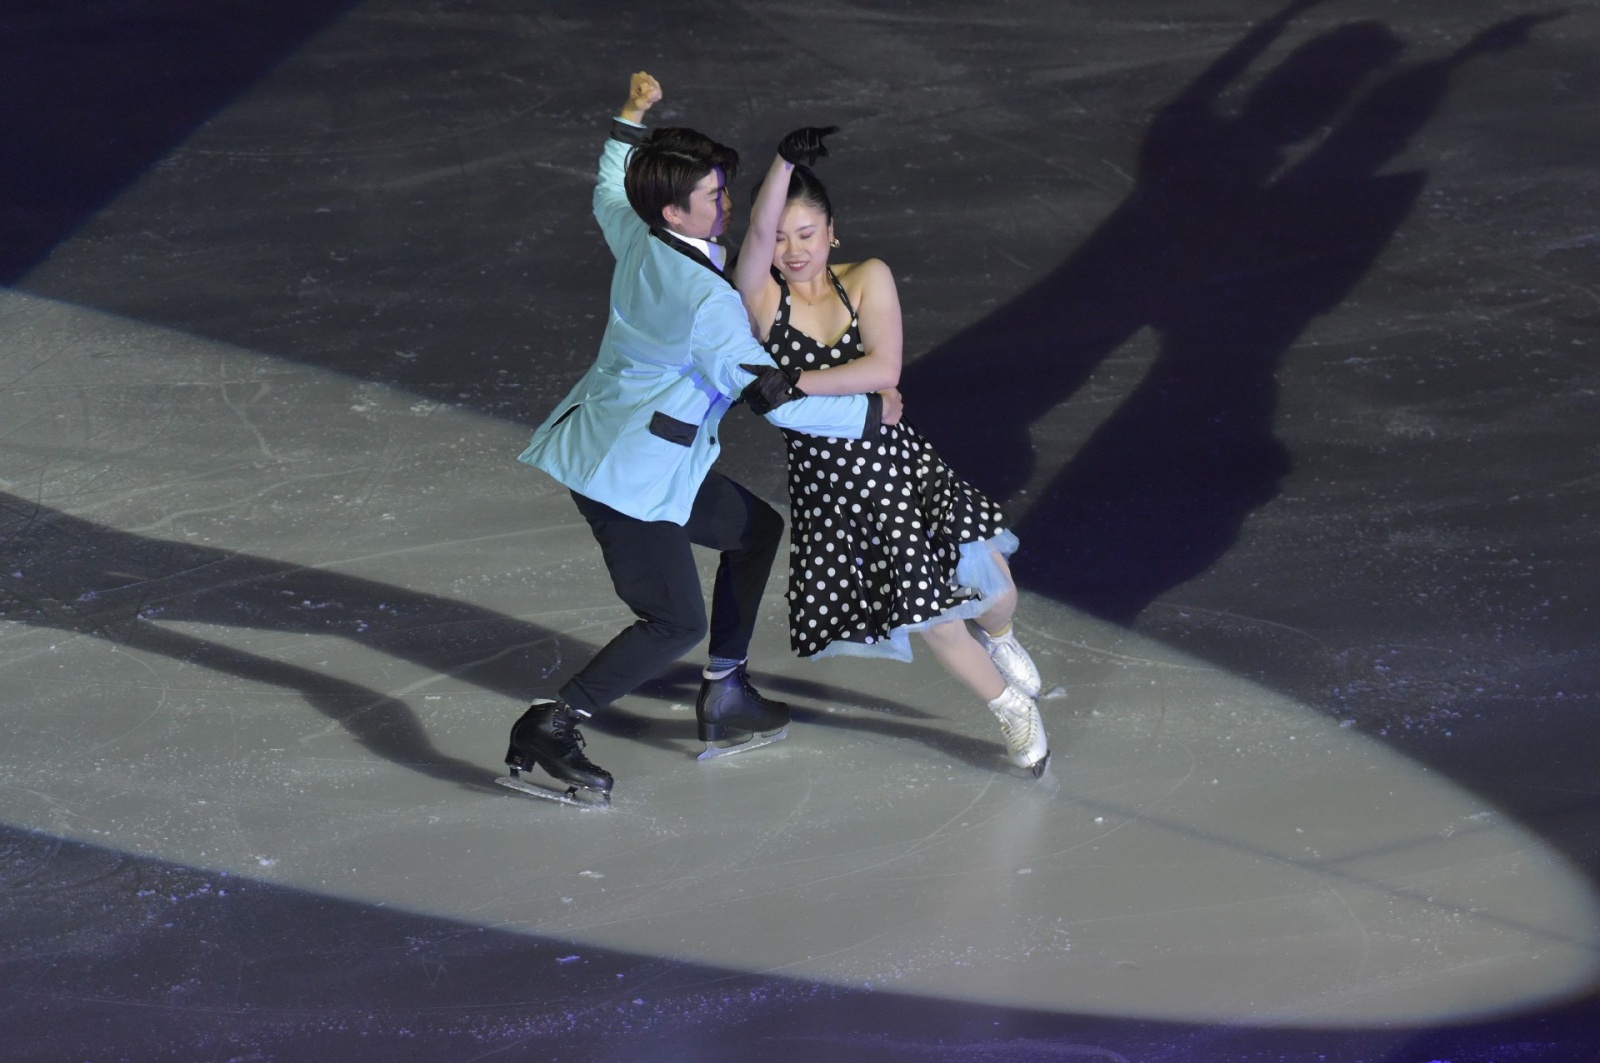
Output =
[{"x1": 648, "y1": 411, "x2": 699, "y2": 447}]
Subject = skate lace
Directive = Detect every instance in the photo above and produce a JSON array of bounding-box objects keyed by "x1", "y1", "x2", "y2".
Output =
[
  {"x1": 551, "y1": 711, "x2": 599, "y2": 767},
  {"x1": 994, "y1": 698, "x2": 1037, "y2": 746},
  {"x1": 738, "y1": 669, "x2": 776, "y2": 706}
]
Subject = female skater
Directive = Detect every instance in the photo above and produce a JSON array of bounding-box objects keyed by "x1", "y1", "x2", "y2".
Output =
[{"x1": 731, "y1": 127, "x2": 1050, "y2": 775}]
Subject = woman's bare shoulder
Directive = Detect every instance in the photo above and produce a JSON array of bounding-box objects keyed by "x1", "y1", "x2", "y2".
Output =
[{"x1": 835, "y1": 258, "x2": 896, "y2": 298}]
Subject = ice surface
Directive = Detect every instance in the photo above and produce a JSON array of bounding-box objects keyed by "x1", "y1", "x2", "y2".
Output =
[{"x1": 2, "y1": 293, "x2": 1596, "y2": 1030}]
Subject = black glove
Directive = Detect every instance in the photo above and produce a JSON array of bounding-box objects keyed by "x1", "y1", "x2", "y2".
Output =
[
  {"x1": 777, "y1": 126, "x2": 839, "y2": 167},
  {"x1": 738, "y1": 363, "x2": 806, "y2": 415}
]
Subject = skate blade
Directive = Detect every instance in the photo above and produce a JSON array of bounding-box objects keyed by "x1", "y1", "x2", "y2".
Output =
[
  {"x1": 494, "y1": 773, "x2": 609, "y2": 808},
  {"x1": 1028, "y1": 749, "x2": 1052, "y2": 779},
  {"x1": 695, "y1": 726, "x2": 787, "y2": 762}
]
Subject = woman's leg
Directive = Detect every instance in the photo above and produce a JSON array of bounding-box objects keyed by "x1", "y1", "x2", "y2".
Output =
[
  {"x1": 970, "y1": 550, "x2": 1042, "y2": 697},
  {"x1": 975, "y1": 549, "x2": 1018, "y2": 637},
  {"x1": 920, "y1": 616, "x2": 1049, "y2": 774},
  {"x1": 918, "y1": 620, "x2": 1007, "y2": 701}
]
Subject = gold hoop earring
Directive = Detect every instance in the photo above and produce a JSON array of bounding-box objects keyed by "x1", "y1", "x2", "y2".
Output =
[{"x1": 830, "y1": 237, "x2": 841, "y2": 248}]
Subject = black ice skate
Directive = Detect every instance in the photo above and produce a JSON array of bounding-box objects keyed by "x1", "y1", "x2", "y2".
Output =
[
  {"x1": 695, "y1": 664, "x2": 789, "y2": 761},
  {"x1": 497, "y1": 699, "x2": 613, "y2": 807}
]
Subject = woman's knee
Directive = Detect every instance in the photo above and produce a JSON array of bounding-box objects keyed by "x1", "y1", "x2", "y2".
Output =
[{"x1": 918, "y1": 619, "x2": 967, "y2": 649}]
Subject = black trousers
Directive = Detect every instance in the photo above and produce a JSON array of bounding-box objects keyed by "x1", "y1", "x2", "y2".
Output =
[{"x1": 558, "y1": 471, "x2": 784, "y2": 715}]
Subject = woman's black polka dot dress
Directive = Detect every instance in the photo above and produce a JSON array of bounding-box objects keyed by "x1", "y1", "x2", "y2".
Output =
[{"x1": 769, "y1": 269, "x2": 1014, "y2": 661}]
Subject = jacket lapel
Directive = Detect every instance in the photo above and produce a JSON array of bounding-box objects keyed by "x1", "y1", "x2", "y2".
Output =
[{"x1": 652, "y1": 229, "x2": 735, "y2": 289}]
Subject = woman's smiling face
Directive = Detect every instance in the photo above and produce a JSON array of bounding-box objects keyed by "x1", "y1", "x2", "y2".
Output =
[{"x1": 772, "y1": 200, "x2": 834, "y2": 282}]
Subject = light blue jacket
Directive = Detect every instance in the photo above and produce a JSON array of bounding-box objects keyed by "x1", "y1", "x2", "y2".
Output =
[{"x1": 518, "y1": 124, "x2": 877, "y2": 525}]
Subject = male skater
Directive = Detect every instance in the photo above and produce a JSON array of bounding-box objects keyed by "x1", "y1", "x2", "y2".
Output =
[{"x1": 504, "y1": 72, "x2": 898, "y2": 804}]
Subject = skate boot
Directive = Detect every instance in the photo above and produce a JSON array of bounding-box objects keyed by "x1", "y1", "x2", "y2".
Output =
[
  {"x1": 695, "y1": 663, "x2": 789, "y2": 760},
  {"x1": 498, "y1": 700, "x2": 613, "y2": 806},
  {"x1": 986, "y1": 684, "x2": 1050, "y2": 777},
  {"x1": 975, "y1": 624, "x2": 1041, "y2": 699}
]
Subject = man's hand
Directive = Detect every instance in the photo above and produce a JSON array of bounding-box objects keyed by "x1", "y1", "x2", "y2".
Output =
[
  {"x1": 620, "y1": 71, "x2": 662, "y2": 124},
  {"x1": 738, "y1": 363, "x2": 806, "y2": 415},
  {"x1": 878, "y1": 388, "x2": 903, "y2": 426}
]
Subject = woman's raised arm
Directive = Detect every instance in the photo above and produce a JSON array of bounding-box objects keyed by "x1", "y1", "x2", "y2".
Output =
[{"x1": 733, "y1": 152, "x2": 792, "y2": 335}]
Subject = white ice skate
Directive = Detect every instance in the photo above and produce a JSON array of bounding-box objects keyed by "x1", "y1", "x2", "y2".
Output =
[
  {"x1": 975, "y1": 625, "x2": 1042, "y2": 699},
  {"x1": 986, "y1": 684, "x2": 1050, "y2": 777}
]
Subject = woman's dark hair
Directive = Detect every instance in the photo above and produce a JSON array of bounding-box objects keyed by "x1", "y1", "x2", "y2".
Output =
[
  {"x1": 625, "y1": 127, "x2": 740, "y2": 228},
  {"x1": 785, "y1": 163, "x2": 833, "y2": 221}
]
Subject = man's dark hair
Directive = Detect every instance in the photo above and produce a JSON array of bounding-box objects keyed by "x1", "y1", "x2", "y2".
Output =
[{"x1": 625, "y1": 128, "x2": 740, "y2": 229}]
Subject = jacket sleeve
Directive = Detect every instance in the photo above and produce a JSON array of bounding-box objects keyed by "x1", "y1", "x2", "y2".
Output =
[
  {"x1": 765, "y1": 391, "x2": 878, "y2": 440},
  {"x1": 592, "y1": 121, "x2": 645, "y2": 260},
  {"x1": 689, "y1": 286, "x2": 874, "y2": 440}
]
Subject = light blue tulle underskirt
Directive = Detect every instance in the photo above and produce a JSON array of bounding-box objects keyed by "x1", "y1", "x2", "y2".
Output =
[{"x1": 806, "y1": 528, "x2": 1019, "y2": 663}]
